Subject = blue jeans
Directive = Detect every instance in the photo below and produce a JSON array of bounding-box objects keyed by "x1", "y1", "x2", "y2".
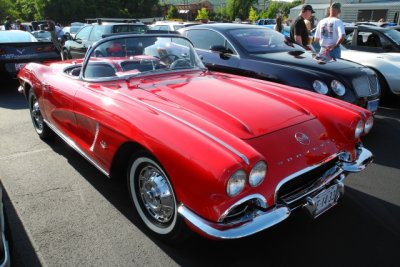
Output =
[{"x1": 329, "y1": 47, "x2": 341, "y2": 58}]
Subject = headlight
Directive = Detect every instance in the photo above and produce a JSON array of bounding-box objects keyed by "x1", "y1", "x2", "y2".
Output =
[
  {"x1": 364, "y1": 116, "x2": 374, "y2": 134},
  {"x1": 249, "y1": 161, "x2": 267, "y2": 187},
  {"x1": 227, "y1": 170, "x2": 246, "y2": 197},
  {"x1": 313, "y1": 80, "x2": 329, "y2": 94},
  {"x1": 355, "y1": 120, "x2": 364, "y2": 138},
  {"x1": 331, "y1": 80, "x2": 346, "y2": 96}
]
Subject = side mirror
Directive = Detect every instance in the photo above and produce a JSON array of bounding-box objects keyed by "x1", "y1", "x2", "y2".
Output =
[
  {"x1": 64, "y1": 32, "x2": 72, "y2": 40},
  {"x1": 210, "y1": 45, "x2": 229, "y2": 53}
]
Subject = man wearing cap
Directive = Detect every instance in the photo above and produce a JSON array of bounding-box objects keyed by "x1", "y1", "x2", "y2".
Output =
[
  {"x1": 314, "y1": 2, "x2": 345, "y2": 58},
  {"x1": 290, "y1": 4, "x2": 315, "y2": 48}
]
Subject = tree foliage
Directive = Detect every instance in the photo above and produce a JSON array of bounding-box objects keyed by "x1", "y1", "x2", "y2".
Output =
[
  {"x1": 226, "y1": 0, "x2": 258, "y2": 21},
  {"x1": 248, "y1": 6, "x2": 258, "y2": 23},
  {"x1": 166, "y1": 5, "x2": 178, "y2": 20},
  {"x1": 1, "y1": 0, "x2": 160, "y2": 24},
  {"x1": 260, "y1": 0, "x2": 303, "y2": 20},
  {"x1": 195, "y1": 7, "x2": 209, "y2": 20}
]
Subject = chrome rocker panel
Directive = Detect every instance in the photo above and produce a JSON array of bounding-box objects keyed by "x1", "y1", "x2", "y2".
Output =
[{"x1": 178, "y1": 147, "x2": 373, "y2": 239}]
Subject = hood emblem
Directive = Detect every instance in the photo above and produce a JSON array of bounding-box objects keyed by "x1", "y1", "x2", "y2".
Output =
[
  {"x1": 16, "y1": 49, "x2": 25, "y2": 54},
  {"x1": 295, "y1": 132, "x2": 310, "y2": 145}
]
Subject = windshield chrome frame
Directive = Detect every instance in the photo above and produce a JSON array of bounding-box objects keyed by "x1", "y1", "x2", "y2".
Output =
[{"x1": 80, "y1": 33, "x2": 204, "y2": 82}]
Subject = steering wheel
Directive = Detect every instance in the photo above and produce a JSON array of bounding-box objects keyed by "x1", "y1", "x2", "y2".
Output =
[
  {"x1": 159, "y1": 54, "x2": 180, "y2": 64},
  {"x1": 170, "y1": 59, "x2": 192, "y2": 70}
]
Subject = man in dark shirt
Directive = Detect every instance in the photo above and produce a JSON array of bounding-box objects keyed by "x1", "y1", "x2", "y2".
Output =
[
  {"x1": 4, "y1": 16, "x2": 12, "y2": 30},
  {"x1": 290, "y1": 4, "x2": 315, "y2": 48}
]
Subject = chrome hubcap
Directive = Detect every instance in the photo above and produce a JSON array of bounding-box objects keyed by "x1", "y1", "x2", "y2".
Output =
[
  {"x1": 138, "y1": 166, "x2": 174, "y2": 224},
  {"x1": 32, "y1": 100, "x2": 43, "y2": 130}
]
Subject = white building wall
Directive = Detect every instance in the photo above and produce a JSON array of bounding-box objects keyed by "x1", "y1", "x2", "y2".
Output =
[{"x1": 290, "y1": 1, "x2": 400, "y2": 24}]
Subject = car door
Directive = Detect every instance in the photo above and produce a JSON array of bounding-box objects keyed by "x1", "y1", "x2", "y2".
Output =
[
  {"x1": 69, "y1": 25, "x2": 93, "y2": 58},
  {"x1": 41, "y1": 74, "x2": 81, "y2": 137},
  {"x1": 183, "y1": 29, "x2": 240, "y2": 74}
]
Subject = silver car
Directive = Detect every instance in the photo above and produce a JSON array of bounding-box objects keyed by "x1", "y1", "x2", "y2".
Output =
[{"x1": 341, "y1": 45, "x2": 400, "y2": 97}]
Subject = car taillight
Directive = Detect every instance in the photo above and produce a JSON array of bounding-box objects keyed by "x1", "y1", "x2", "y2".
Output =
[
  {"x1": 0, "y1": 48, "x2": 6, "y2": 55},
  {"x1": 36, "y1": 45, "x2": 55, "y2": 52}
]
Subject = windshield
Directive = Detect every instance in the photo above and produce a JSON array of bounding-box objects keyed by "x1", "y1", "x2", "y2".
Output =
[
  {"x1": 112, "y1": 25, "x2": 147, "y2": 33},
  {"x1": 84, "y1": 35, "x2": 205, "y2": 79},
  {"x1": 229, "y1": 28, "x2": 303, "y2": 53},
  {"x1": 32, "y1": 31, "x2": 51, "y2": 39},
  {"x1": 384, "y1": 29, "x2": 400, "y2": 45}
]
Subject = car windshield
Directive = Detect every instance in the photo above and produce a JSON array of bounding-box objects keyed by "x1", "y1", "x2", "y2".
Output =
[
  {"x1": 384, "y1": 29, "x2": 400, "y2": 45},
  {"x1": 32, "y1": 31, "x2": 51, "y2": 39},
  {"x1": 228, "y1": 28, "x2": 302, "y2": 53},
  {"x1": 112, "y1": 25, "x2": 147, "y2": 33},
  {"x1": 0, "y1": 31, "x2": 37, "y2": 43},
  {"x1": 84, "y1": 35, "x2": 205, "y2": 80}
]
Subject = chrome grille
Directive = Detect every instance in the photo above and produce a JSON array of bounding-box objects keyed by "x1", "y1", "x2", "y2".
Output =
[
  {"x1": 352, "y1": 73, "x2": 380, "y2": 97},
  {"x1": 367, "y1": 74, "x2": 379, "y2": 95},
  {"x1": 276, "y1": 156, "x2": 340, "y2": 209}
]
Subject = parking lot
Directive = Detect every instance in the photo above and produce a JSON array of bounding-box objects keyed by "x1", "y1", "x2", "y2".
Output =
[{"x1": 1, "y1": 80, "x2": 399, "y2": 266}]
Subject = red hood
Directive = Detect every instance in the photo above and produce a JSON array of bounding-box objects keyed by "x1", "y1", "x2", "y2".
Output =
[{"x1": 126, "y1": 72, "x2": 315, "y2": 139}]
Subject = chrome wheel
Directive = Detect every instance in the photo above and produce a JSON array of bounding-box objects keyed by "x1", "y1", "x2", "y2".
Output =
[
  {"x1": 29, "y1": 89, "x2": 51, "y2": 139},
  {"x1": 138, "y1": 165, "x2": 175, "y2": 223},
  {"x1": 30, "y1": 95, "x2": 44, "y2": 134},
  {"x1": 129, "y1": 156, "x2": 178, "y2": 235}
]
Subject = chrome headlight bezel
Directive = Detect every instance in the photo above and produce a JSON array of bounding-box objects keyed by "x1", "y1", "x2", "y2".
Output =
[
  {"x1": 227, "y1": 170, "x2": 246, "y2": 197},
  {"x1": 364, "y1": 116, "x2": 374, "y2": 134},
  {"x1": 313, "y1": 80, "x2": 329, "y2": 95},
  {"x1": 355, "y1": 120, "x2": 365, "y2": 138},
  {"x1": 249, "y1": 161, "x2": 267, "y2": 187},
  {"x1": 331, "y1": 80, "x2": 346, "y2": 96}
]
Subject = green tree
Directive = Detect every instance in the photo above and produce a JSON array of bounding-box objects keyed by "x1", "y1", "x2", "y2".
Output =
[
  {"x1": 226, "y1": 0, "x2": 258, "y2": 21},
  {"x1": 195, "y1": 7, "x2": 209, "y2": 20},
  {"x1": 166, "y1": 5, "x2": 178, "y2": 20},
  {"x1": 213, "y1": 5, "x2": 227, "y2": 21},
  {"x1": 248, "y1": 6, "x2": 258, "y2": 23},
  {"x1": 0, "y1": 0, "x2": 18, "y2": 21},
  {"x1": 14, "y1": 0, "x2": 38, "y2": 22}
]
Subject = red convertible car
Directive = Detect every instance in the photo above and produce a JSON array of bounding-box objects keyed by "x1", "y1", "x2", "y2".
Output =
[{"x1": 17, "y1": 34, "x2": 374, "y2": 241}]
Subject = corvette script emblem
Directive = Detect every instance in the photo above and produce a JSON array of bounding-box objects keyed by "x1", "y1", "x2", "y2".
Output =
[{"x1": 295, "y1": 132, "x2": 310, "y2": 145}]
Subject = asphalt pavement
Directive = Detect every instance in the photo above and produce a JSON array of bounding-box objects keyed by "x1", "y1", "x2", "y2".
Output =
[{"x1": 1, "y1": 80, "x2": 399, "y2": 267}]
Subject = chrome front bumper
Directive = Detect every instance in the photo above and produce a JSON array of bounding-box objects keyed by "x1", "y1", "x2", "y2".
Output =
[{"x1": 178, "y1": 147, "x2": 373, "y2": 239}]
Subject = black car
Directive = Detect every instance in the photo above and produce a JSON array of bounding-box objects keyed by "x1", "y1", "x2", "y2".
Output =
[
  {"x1": 0, "y1": 30, "x2": 60, "y2": 79},
  {"x1": 180, "y1": 24, "x2": 380, "y2": 111},
  {"x1": 344, "y1": 25, "x2": 400, "y2": 53},
  {"x1": 62, "y1": 19, "x2": 147, "y2": 60}
]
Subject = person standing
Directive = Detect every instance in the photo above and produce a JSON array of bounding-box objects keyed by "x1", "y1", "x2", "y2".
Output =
[
  {"x1": 274, "y1": 16, "x2": 284, "y2": 34},
  {"x1": 4, "y1": 16, "x2": 12, "y2": 30},
  {"x1": 45, "y1": 17, "x2": 62, "y2": 52},
  {"x1": 290, "y1": 4, "x2": 315, "y2": 48},
  {"x1": 314, "y1": 2, "x2": 345, "y2": 58},
  {"x1": 15, "y1": 20, "x2": 25, "y2": 31}
]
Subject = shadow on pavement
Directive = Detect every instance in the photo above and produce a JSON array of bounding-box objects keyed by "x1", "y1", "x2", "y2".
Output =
[
  {"x1": 1, "y1": 182, "x2": 41, "y2": 267},
  {"x1": 0, "y1": 80, "x2": 28, "y2": 110}
]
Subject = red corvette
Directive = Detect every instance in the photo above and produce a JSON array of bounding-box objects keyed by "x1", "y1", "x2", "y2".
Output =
[{"x1": 17, "y1": 34, "x2": 374, "y2": 241}]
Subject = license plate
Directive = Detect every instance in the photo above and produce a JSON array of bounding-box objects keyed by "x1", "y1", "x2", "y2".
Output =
[
  {"x1": 309, "y1": 184, "x2": 339, "y2": 217},
  {"x1": 367, "y1": 99, "x2": 379, "y2": 112},
  {"x1": 15, "y1": 63, "x2": 26, "y2": 71}
]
